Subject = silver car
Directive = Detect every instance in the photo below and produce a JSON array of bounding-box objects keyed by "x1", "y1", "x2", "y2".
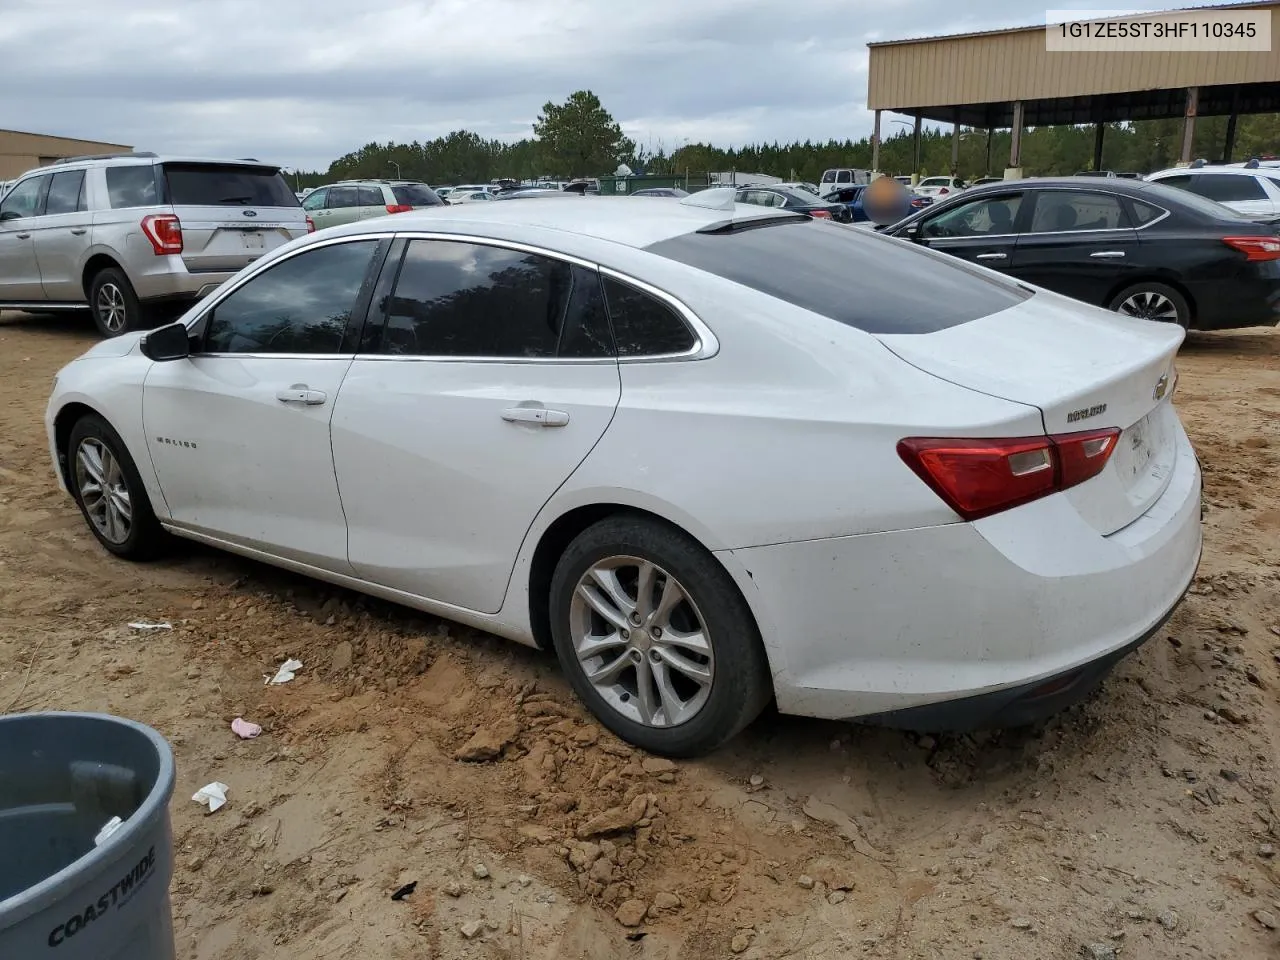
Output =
[{"x1": 0, "y1": 152, "x2": 308, "y2": 337}]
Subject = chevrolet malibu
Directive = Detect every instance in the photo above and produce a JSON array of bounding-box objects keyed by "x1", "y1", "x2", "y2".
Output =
[{"x1": 46, "y1": 191, "x2": 1202, "y2": 757}]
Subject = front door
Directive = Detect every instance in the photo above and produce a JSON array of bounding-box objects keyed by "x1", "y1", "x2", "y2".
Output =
[
  {"x1": 1008, "y1": 189, "x2": 1138, "y2": 306},
  {"x1": 143, "y1": 237, "x2": 385, "y2": 571},
  {"x1": 34, "y1": 169, "x2": 89, "y2": 302},
  {"x1": 915, "y1": 190, "x2": 1026, "y2": 273},
  {"x1": 0, "y1": 174, "x2": 50, "y2": 301},
  {"x1": 331, "y1": 237, "x2": 621, "y2": 614}
]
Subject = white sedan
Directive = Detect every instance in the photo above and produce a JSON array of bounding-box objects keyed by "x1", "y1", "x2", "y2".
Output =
[{"x1": 45, "y1": 191, "x2": 1202, "y2": 757}]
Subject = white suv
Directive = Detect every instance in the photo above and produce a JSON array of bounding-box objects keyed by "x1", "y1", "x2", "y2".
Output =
[
  {"x1": 1146, "y1": 164, "x2": 1280, "y2": 219},
  {"x1": 0, "y1": 152, "x2": 308, "y2": 336}
]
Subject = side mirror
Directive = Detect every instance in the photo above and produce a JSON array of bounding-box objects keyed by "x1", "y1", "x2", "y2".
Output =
[
  {"x1": 140, "y1": 321, "x2": 191, "y2": 362},
  {"x1": 905, "y1": 222, "x2": 923, "y2": 241}
]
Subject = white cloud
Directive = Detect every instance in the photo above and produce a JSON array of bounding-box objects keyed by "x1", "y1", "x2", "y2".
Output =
[{"x1": 0, "y1": 0, "x2": 1196, "y2": 170}]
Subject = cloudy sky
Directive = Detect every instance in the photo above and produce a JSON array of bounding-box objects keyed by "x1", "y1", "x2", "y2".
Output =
[{"x1": 2, "y1": 0, "x2": 1192, "y2": 171}]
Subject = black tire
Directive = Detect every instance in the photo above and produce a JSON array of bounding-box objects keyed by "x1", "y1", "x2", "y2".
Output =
[
  {"x1": 1108, "y1": 281, "x2": 1191, "y2": 329},
  {"x1": 548, "y1": 515, "x2": 772, "y2": 757},
  {"x1": 67, "y1": 414, "x2": 167, "y2": 560},
  {"x1": 88, "y1": 267, "x2": 147, "y2": 338}
]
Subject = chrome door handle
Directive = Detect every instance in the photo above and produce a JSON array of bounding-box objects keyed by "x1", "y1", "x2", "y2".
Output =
[
  {"x1": 276, "y1": 386, "x2": 327, "y2": 405},
  {"x1": 975, "y1": 252, "x2": 1006, "y2": 261},
  {"x1": 70, "y1": 228, "x2": 87, "y2": 235},
  {"x1": 502, "y1": 406, "x2": 570, "y2": 427},
  {"x1": 1090, "y1": 251, "x2": 1126, "y2": 259}
]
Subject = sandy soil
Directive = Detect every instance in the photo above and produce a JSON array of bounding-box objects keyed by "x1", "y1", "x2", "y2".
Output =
[{"x1": 1, "y1": 310, "x2": 1278, "y2": 960}]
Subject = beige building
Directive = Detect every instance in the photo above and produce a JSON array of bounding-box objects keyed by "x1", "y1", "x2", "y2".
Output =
[
  {"x1": 866, "y1": 1, "x2": 1280, "y2": 176},
  {"x1": 0, "y1": 128, "x2": 133, "y2": 180}
]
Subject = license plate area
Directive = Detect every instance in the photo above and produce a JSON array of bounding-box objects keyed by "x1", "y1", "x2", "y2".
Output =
[
  {"x1": 240, "y1": 232, "x2": 264, "y2": 250},
  {"x1": 1113, "y1": 409, "x2": 1161, "y2": 486}
]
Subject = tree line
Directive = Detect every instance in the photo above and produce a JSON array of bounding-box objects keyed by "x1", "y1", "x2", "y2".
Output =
[{"x1": 289, "y1": 89, "x2": 1280, "y2": 189}]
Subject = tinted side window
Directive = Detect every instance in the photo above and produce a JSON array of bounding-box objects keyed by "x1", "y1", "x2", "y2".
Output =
[
  {"x1": 646, "y1": 220, "x2": 1030, "y2": 335},
  {"x1": 204, "y1": 241, "x2": 377, "y2": 354},
  {"x1": 602, "y1": 276, "x2": 696, "y2": 357},
  {"x1": 328, "y1": 186, "x2": 360, "y2": 208},
  {"x1": 105, "y1": 166, "x2": 158, "y2": 209},
  {"x1": 45, "y1": 170, "x2": 86, "y2": 216},
  {"x1": 301, "y1": 189, "x2": 327, "y2": 211},
  {"x1": 1157, "y1": 174, "x2": 1192, "y2": 189},
  {"x1": 1029, "y1": 191, "x2": 1128, "y2": 232},
  {"x1": 837, "y1": 170, "x2": 852, "y2": 183},
  {"x1": 1189, "y1": 174, "x2": 1266, "y2": 202},
  {"x1": 381, "y1": 240, "x2": 573, "y2": 358},
  {"x1": 391, "y1": 184, "x2": 443, "y2": 206},
  {"x1": 0, "y1": 175, "x2": 49, "y2": 219},
  {"x1": 922, "y1": 194, "x2": 1022, "y2": 238},
  {"x1": 358, "y1": 186, "x2": 383, "y2": 206}
]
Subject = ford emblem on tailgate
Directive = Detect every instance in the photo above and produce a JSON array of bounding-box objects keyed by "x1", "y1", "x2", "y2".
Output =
[
  {"x1": 1153, "y1": 374, "x2": 1169, "y2": 400},
  {"x1": 242, "y1": 209, "x2": 257, "y2": 217}
]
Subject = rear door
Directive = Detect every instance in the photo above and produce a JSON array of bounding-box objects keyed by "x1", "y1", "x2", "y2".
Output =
[
  {"x1": 331, "y1": 237, "x2": 621, "y2": 613},
  {"x1": 160, "y1": 162, "x2": 307, "y2": 274},
  {"x1": 1008, "y1": 188, "x2": 1138, "y2": 305},
  {"x1": 357, "y1": 185, "x2": 387, "y2": 220},
  {"x1": 34, "y1": 169, "x2": 89, "y2": 301},
  {"x1": 916, "y1": 190, "x2": 1026, "y2": 272}
]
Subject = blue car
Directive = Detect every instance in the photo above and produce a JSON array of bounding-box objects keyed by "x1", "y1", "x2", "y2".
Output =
[{"x1": 822, "y1": 185, "x2": 934, "y2": 222}]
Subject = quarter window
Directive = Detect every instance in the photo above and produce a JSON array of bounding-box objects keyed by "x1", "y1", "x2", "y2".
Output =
[
  {"x1": 0, "y1": 175, "x2": 49, "y2": 220},
  {"x1": 45, "y1": 170, "x2": 86, "y2": 216},
  {"x1": 1029, "y1": 191, "x2": 1127, "y2": 232},
  {"x1": 921, "y1": 194, "x2": 1022, "y2": 238},
  {"x1": 378, "y1": 240, "x2": 611, "y2": 359},
  {"x1": 602, "y1": 276, "x2": 696, "y2": 357},
  {"x1": 203, "y1": 241, "x2": 377, "y2": 354},
  {"x1": 1128, "y1": 199, "x2": 1166, "y2": 226},
  {"x1": 105, "y1": 166, "x2": 158, "y2": 209}
]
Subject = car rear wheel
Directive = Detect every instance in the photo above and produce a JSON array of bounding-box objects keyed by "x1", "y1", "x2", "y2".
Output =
[
  {"x1": 548, "y1": 515, "x2": 772, "y2": 757},
  {"x1": 67, "y1": 414, "x2": 167, "y2": 559},
  {"x1": 89, "y1": 267, "x2": 145, "y2": 338},
  {"x1": 1108, "y1": 282, "x2": 1190, "y2": 329}
]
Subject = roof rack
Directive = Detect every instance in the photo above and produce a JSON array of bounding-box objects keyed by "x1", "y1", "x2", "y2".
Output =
[{"x1": 51, "y1": 151, "x2": 157, "y2": 165}]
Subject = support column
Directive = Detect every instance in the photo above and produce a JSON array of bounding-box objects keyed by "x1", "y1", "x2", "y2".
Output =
[
  {"x1": 1093, "y1": 122, "x2": 1105, "y2": 172},
  {"x1": 986, "y1": 127, "x2": 993, "y2": 176},
  {"x1": 1007, "y1": 100, "x2": 1024, "y2": 179},
  {"x1": 871, "y1": 109, "x2": 881, "y2": 177},
  {"x1": 1224, "y1": 87, "x2": 1240, "y2": 162},
  {"x1": 951, "y1": 109, "x2": 961, "y2": 177},
  {"x1": 912, "y1": 113, "x2": 922, "y2": 185},
  {"x1": 1179, "y1": 86, "x2": 1199, "y2": 165}
]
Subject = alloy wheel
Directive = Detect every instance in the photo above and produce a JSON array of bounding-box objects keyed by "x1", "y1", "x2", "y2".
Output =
[
  {"x1": 96, "y1": 283, "x2": 128, "y2": 333},
  {"x1": 1118, "y1": 290, "x2": 1179, "y2": 322},
  {"x1": 569, "y1": 556, "x2": 714, "y2": 727},
  {"x1": 75, "y1": 438, "x2": 132, "y2": 544}
]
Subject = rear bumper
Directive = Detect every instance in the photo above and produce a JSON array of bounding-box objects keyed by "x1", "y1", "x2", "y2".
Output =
[
  {"x1": 718, "y1": 416, "x2": 1203, "y2": 723},
  {"x1": 1186, "y1": 269, "x2": 1280, "y2": 330},
  {"x1": 131, "y1": 265, "x2": 233, "y2": 303}
]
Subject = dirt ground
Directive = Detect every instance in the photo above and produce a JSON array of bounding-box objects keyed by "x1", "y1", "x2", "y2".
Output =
[{"x1": 1, "y1": 311, "x2": 1278, "y2": 960}]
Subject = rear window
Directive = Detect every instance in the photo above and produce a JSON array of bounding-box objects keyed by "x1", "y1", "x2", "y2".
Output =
[
  {"x1": 162, "y1": 163, "x2": 299, "y2": 208},
  {"x1": 645, "y1": 221, "x2": 1031, "y2": 335},
  {"x1": 391, "y1": 183, "x2": 443, "y2": 206}
]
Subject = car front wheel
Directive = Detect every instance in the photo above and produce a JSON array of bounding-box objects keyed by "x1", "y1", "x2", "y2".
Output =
[
  {"x1": 67, "y1": 414, "x2": 167, "y2": 559},
  {"x1": 548, "y1": 515, "x2": 772, "y2": 757}
]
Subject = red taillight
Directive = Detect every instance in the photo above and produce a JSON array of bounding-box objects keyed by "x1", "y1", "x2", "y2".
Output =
[
  {"x1": 810, "y1": 209, "x2": 833, "y2": 220},
  {"x1": 140, "y1": 214, "x2": 182, "y2": 255},
  {"x1": 1222, "y1": 236, "x2": 1280, "y2": 261},
  {"x1": 897, "y1": 427, "x2": 1121, "y2": 521},
  {"x1": 306, "y1": 216, "x2": 316, "y2": 233},
  {"x1": 386, "y1": 204, "x2": 413, "y2": 214}
]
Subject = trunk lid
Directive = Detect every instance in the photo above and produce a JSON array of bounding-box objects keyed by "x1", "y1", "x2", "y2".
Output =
[
  {"x1": 876, "y1": 290, "x2": 1183, "y2": 535},
  {"x1": 160, "y1": 162, "x2": 307, "y2": 273}
]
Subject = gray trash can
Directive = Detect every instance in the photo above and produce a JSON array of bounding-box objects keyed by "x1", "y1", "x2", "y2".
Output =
[{"x1": 0, "y1": 712, "x2": 176, "y2": 960}]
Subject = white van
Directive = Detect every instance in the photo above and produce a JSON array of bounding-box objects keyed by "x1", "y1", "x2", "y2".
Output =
[{"x1": 818, "y1": 168, "x2": 870, "y2": 194}]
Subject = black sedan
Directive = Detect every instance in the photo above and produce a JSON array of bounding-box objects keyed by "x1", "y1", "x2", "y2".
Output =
[
  {"x1": 735, "y1": 186, "x2": 851, "y2": 223},
  {"x1": 881, "y1": 177, "x2": 1280, "y2": 330}
]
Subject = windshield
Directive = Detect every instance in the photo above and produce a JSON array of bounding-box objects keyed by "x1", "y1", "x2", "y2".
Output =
[
  {"x1": 646, "y1": 220, "x2": 1030, "y2": 334},
  {"x1": 391, "y1": 183, "x2": 443, "y2": 206},
  {"x1": 162, "y1": 163, "x2": 299, "y2": 207}
]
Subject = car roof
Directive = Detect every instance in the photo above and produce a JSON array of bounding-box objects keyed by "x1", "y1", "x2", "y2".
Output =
[
  {"x1": 1149, "y1": 165, "x2": 1277, "y2": 177},
  {"x1": 34, "y1": 155, "x2": 280, "y2": 172},
  {"x1": 956, "y1": 176, "x2": 1159, "y2": 196},
  {"x1": 310, "y1": 195, "x2": 798, "y2": 249}
]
